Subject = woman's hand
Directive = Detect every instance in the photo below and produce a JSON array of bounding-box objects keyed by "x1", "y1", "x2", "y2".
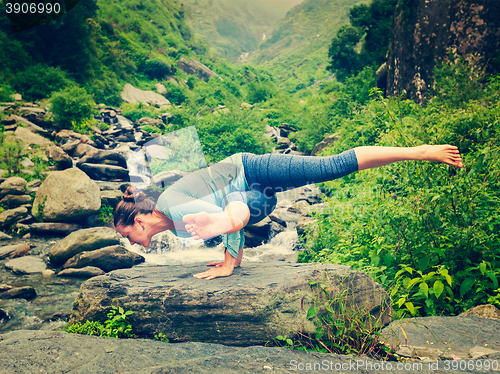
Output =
[{"x1": 193, "y1": 248, "x2": 238, "y2": 280}]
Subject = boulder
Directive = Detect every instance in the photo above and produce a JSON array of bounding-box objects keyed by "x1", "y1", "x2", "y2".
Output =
[
  {"x1": 100, "y1": 190, "x2": 122, "y2": 209},
  {"x1": 5, "y1": 256, "x2": 46, "y2": 274},
  {"x1": 32, "y1": 168, "x2": 101, "y2": 222},
  {"x1": 76, "y1": 149, "x2": 128, "y2": 168},
  {"x1": 45, "y1": 145, "x2": 72, "y2": 170},
  {"x1": 57, "y1": 266, "x2": 105, "y2": 278},
  {"x1": 0, "y1": 231, "x2": 13, "y2": 240},
  {"x1": 120, "y1": 83, "x2": 171, "y2": 109},
  {"x1": 177, "y1": 58, "x2": 218, "y2": 82},
  {"x1": 382, "y1": 316, "x2": 500, "y2": 360},
  {"x1": 155, "y1": 82, "x2": 167, "y2": 95},
  {"x1": 54, "y1": 129, "x2": 97, "y2": 148},
  {"x1": 459, "y1": 304, "x2": 500, "y2": 319},
  {"x1": 49, "y1": 227, "x2": 121, "y2": 266},
  {"x1": 70, "y1": 263, "x2": 391, "y2": 345},
  {"x1": 0, "y1": 286, "x2": 36, "y2": 300},
  {"x1": 7, "y1": 114, "x2": 48, "y2": 135},
  {"x1": 0, "y1": 194, "x2": 32, "y2": 209},
  {"x1": 74, "y1": 143, "x2": 99, "y2": 158},
  {"x1": 78, "y1": 163, "x2": 130, "y2": 181},
  {"x1": 0, "y1": 206, "x2": 29, "y2": 228},
  {"x1": 0, "y1": 177, "x2": 27, "y2": 198},
  {"x1": 0, "y1": 242, "x2": 30, "y2": 259},
  {"x1": 29, "y1": 222, "x2": 82, "y2": 235},
  {"x1": 0, "y1": 329, "x2": 450, "y2": 374},
  {"x1": 11, "y1": 126, "x2": 52, "y2": 148},
  {"x1": 311, "y1": 133, "x2": 339, "y2": 156},
  {"x1": 63, "y1": 245, "x2": 144, "y2": 272},
  {"x1": 151, "y1": 170, "x2": 188, "y2": 188}
]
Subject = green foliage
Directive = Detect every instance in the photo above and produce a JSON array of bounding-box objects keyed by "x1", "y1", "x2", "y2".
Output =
[
  {"x1": 196, "y1": 107, "x2": 271, "y2": 163},
  {"x1": 141, "y1": 59, "x2": 175, "y2": 80},
  {"x1": 121, "y1": 102, "x2": 161, "y2": 123},
  {"x1": 299, "y1": 62, "x2": 500, "y2": 317},
  {"x1": 275, "y1": 279, "x2": 389, "y2": 356},
  {"x1": 50, "y1": 86, "x2": 95, "y2": 129},
  {"x1": 11, "y1": 65, "x2": 74, "y2": 101},
  {"x1": 66, "y1": 306, "x2": 136, "y2": 339},
  {"x1": 327, "y1": 25, "x2": 363, "y2": 81},
  {"x1": 33, "y1": 195, "x2": 47, "y2": 222},
  {"x1": 0, "y1": 139, "x2": 23, "y2": 174},
  {"x1": 96, "y1": 204, "x2": 114, "y2": 226},
  {"x1": 161, "y1": 81, "x2": 187, "y2": 105},
  {"x1": 154, "y1": 333, "x2": 169, "y2": 343}
]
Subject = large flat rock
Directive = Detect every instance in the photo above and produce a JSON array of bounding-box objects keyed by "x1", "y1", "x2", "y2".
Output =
[
  {"x1": 70, "y1": 262, "x2": 391, "y2": 346},
  {"x1": 0, "y1": 330, "x2": 489, "y2": 374}
]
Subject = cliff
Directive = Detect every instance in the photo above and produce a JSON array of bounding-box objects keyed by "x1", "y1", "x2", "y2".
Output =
[{"x1": 386, "y1": 0, "x2": 500, "y2": 102}]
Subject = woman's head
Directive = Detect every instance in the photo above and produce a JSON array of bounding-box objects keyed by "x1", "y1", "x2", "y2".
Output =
[
  {"x1": 114, "y1": 186, "x2": 156, "y2": 246},
  {"x1": 114, "y1": 186, "x2": 155, "y2": 227}
]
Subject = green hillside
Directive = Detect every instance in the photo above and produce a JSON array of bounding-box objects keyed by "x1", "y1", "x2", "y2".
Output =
[
  {"x1": 182, "y1": 0, "x2": 304, "y2": 61},
  {"x1": 248, "y1": 0, "x2": 368, "y2": 93}
]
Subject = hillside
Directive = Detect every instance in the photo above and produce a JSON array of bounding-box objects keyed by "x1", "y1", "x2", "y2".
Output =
[
  {"x1": 248, "y1": 0, "x2": 368, "y2": 93},
  {"x1": 182, "y1": 0, "x2": 304, "y2": 61}
]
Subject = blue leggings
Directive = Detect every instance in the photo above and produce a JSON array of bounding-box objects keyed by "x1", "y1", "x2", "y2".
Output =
[{"x1": 222, "y1": 150, "x2": 359, "y2": 225}]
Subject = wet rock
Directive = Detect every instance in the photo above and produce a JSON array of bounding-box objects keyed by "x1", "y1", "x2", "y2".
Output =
[
  {"x1": 0, "y1": 231, "x2": 12, "y2": 240},
  {"x1": 70, "y1": 263, "x2": 391, "y2": 345},
  {"x1": 0, "y1": 177, "x2": 27, "y2": 198},
  {"x1": 32, "y1": 168, "x2": 101, "y2": 222},
  {"x1": 151, "y1": 170, "x2": 189, "y2": 188},
  {"x1": 0, "y1": 206, "x2": 29, "y2": 228},
  {"x1": 0, "y1": 242, "x2": 30, "y2": 259},
  {"x1": 459, "y1": 304, "x2": 500, "y2": 319},
  {"x1": 76, "y1": 149, "x2": 128, "y2": 169},
  {"x1": 73, "y1": 142, "x2": 98, "y2": 158},
  {"x1": 63, "y1": 245, "x2": 143, "y2": 272},
  {"x1": 5, "y1": 256, "x2": 46, "y2": 274},
  {"x1": 245, "y1": 217, "x2": 272, "y2": 238},
  {"x1": 30, "y1": 222, "x2": 82, "y2": 236},
  {"x1": 49, "y1": 227, "x2": 121, "y2": 266},
  {"x1": 57, "y1": 266, "x2": 105, "y2": 278},
  {"x1": 5, "y1": 114, "x2": 48, "y2": 136},
  {"x1": 0, "y1": 286, "x2": 36, "y2": 300},
  {"x1": 78, "y1": 163, "x2": 130, "y2": 181},
  {"x1": 55, "y1": 129, "x2": 97, "y2": 148}
]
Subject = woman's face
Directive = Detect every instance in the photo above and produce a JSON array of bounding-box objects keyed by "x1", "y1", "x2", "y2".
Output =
[{"x1": 116, "y1": 219, "x2": 151, "y2": 247}]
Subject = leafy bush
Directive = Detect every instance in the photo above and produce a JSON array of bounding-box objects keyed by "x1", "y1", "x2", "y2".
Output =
[
  {"x1": 50, "y1": 86, "x2": 95, "y2": 129},
  {"x1": 96, "y1": 204, "x2": 114, "y2": 226},
  {"x1": 66, "y1": 306, "x2": 135, "y2": 339},
  {"x1": 0, "y1": 139, "x2": 23, "y2": 175},
  {"x1": 274, "y1": 279, "x2": 390, "y2": 356},
  {"x1": 11, "y1": 65, "x2": 74, "y2": 101},
  {"x1": 299, "y1": 61, "x2": 500, "y2": 318},
  {"x1": 161, "y1": 81, "x2": 187, "y2": 105},
  {"x1": 141, "y1": 59, "x2": 175, "y2": 80}
]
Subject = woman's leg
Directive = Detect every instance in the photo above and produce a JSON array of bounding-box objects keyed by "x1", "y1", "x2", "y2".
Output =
[
  {"x1": 355, "y1": 145, "x2": 463, "y2": 170},
  {"x1": 185, "y1": 145, "x2": 463, "y2": 239}
]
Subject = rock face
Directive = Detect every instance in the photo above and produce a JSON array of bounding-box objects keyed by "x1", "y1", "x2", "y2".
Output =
[
  {"x1": 386, "y1": 0, "x2": 500, "y2": 102},
  {"x1": 177, "y1": 57, "x2": 218, "y2": 82},
  {"x1": 49, "y1": 227, "x2": 122, "y2": 266},
  {"x1": 32, "y1": 168, "x2": 101, "y2": 222},
  {"x1": 63, "y1": 245, "x2": 143, "y2": 272},
  {"x1": 382, "y1": 316, "x2": 500, "y2": 360},
  {"x1": 70, "y1": 263, "x2": 391, "y2": 346},
  {"x1": 120, "y1": 83, "x2": 171, "y2": 108},
  {"x1": 0, "y1": 330, "x2": 458, "y2": 374}
]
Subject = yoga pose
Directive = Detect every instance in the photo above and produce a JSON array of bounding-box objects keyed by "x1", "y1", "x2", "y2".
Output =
[{"x1": 114, "y1": 145, "x2": 463, "y2": 280}]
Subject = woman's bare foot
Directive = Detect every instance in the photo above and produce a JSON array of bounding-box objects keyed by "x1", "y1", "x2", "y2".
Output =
[
  {"x1": 183, "y1": 211, "x2": 233, "y2": 240},
  {"x1": 207, "y1": 260, "x2": 241, "y2": 268},
  {"x1": 419, "y1": 145, "x2": 463, "y2": 168}
]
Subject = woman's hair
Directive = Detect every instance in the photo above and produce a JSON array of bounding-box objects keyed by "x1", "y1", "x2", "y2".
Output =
[{"x1": 113, "y1": 186, "x2": 156, "y2": 227}]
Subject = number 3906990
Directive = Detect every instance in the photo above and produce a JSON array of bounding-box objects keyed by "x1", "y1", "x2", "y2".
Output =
[{"x1": 5, "y1": 2, "x2": 61, "y2": 14}]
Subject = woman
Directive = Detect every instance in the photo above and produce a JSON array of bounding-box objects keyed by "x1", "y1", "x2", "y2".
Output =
[{"x1": 114, "y1": 145, "x2": 463, "y2": 280}]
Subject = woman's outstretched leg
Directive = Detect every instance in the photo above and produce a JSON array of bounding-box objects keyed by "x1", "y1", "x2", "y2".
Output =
[{"x1": 355, "y1": 145, "x2": 463, "y2": 170}]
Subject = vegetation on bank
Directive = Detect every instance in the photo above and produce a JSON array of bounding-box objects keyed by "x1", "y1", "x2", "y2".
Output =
[{"x1": 1, "y1": 0, "x2": 498, "y2": 340}]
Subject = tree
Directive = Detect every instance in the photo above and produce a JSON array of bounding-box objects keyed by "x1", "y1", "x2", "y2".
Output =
[{"x1": 327, "y1": 25, "x2": 363, "y2": 81}]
